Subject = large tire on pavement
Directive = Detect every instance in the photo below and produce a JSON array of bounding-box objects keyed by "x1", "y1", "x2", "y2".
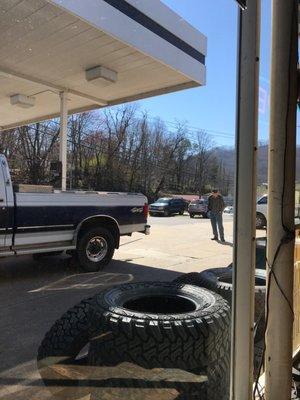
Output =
[
  {"x1": 76, "y1": 227, "x2": 115, "y2": 272},
  {"x1": 174, "y1": 268, "x2": 266, "y2": 343},
  {"x1": 37, "y1": 296, "x2": 97, "y2": 367},
  {"x1": 88, "y1": 282, "x2": 230, "y2": 372},
  {"x1": 216, "y1": 269, "x2": 266, "y2": 316},
  {"x1": 173, "y1": 268, "x2": 231, "y2": 291}
]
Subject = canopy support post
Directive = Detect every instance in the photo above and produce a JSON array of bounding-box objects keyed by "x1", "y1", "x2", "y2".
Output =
[
  {"x1": 230, "y1": 1, "x2": 260, "y2": 399},
  {"x1": 59, "y1": 91, "x2": 68, "y2": 191},
  {"x1": 265, "y1": 1, "x2": 298, "y2": 399}
]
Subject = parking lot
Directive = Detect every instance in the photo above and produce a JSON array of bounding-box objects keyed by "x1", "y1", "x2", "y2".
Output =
[{"x1": 0, "y1": 213, "x2": 235, "y2": 399}]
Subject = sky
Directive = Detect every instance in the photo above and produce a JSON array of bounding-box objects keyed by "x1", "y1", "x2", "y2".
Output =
[{"x1": 133, "y1": 0, "x2": 272, "y2": 147}]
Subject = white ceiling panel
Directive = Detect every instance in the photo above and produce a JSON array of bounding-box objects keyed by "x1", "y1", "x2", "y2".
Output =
[{"x1": 0, "y1": 0, "x2": 206, "y2": 130}]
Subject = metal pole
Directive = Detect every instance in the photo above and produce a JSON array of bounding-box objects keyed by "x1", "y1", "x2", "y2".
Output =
[
  {"x1": 230, "y1": 2, "x2": 260, "y2": 399},
  {"x1": 265, "y1": 1, "x2": 298, "y2": 399},
  {"x1": 59, "y1": 91, "x2": 68, "y2": 191}
]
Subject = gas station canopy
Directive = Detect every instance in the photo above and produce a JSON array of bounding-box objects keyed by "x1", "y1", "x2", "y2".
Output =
[{"x1": 0, "y1": 0, "x2": 207, "y2": 130}]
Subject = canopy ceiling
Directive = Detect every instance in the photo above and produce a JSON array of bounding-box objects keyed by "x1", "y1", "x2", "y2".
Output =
[{"x1": 0, "y1": 0, "x2": 207, "y2": 130}]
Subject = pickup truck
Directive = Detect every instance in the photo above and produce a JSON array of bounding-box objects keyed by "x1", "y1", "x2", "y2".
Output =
[{"x1": 0, "y1": 154, "x2": 150, "y2": 272}]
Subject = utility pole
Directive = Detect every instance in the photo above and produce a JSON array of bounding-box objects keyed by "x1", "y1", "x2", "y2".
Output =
[
  {"x1": 230, "y1": 1, "x2": 260, "y2": 399},
  {"x1": 265, "y1": 1, "x2": 298, "y2": 399}
]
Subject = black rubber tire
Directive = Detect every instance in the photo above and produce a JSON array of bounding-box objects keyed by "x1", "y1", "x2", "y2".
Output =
[
  {"x1": 179, "y1": 210, "x2": 184, "y2": 215},
  {"x1": 216, "y1": 269, "x2": 266, "y2": 316},
  {"x1": 37, "y1": 296, "x2": 97, "y2": 367},
  {"x1": 256, "y1": 212, "x2": 267, "y2": 229},
  {"x1": 173, "y1": 272, "x2": 212, "y2": 287},
  {"x1": 88, "y1": 282, "x2": 231, "y2": 373},
  {"x1": 202, "y1": 213, "x2": 209, "y2": 219},
  {"x1": 76, "y1": 227, "x2": 115, "y2": 272},
  {"x1": 253, "y1": 338, "x2": 265, "y2": 378},
  {"x1": 173, "y1": 268, "x2": 231, "y2": 292},
  {"x1": 189, "y1": 213, "x2": 195, "y2": 218},
  {"x1": 173, "y1": 268, "x2": 266, "y2": 343}
]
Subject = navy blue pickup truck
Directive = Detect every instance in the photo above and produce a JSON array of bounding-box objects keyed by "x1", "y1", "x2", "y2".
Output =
[{"x1": 0, "y1": 154, "x2": 150, "y2": 271}]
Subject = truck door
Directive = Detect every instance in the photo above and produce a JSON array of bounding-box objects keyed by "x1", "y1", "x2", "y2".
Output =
[{"x1": 0, "y1": 158, "x2": 11, "y2": 248}]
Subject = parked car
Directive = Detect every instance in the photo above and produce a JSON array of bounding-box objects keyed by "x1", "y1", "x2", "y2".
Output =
[
  {"x1": 256, "y1": 195, "x2": 268, "y2": 229},
  {"x1": 149, "y1": 197, "x2": 186, "y2": 216},
  {"x1": 256, "y1": 194, "x2": 300, "y2": 229},
  {"x1": 224, "y1": 206, "x2": 234, "y2": 214},
  {"x1": 0, "y1": 154, "x2": 150, "y2": 272},
  {"x1": 188, "y1": 199, "x2": 208, "y2": 218}
]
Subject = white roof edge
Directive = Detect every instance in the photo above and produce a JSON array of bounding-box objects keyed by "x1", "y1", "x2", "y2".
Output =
[{"x1": 125, "y1": 0, "x2": 207, "y2": 55}]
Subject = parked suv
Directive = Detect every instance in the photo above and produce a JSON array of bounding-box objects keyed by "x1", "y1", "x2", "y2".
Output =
[
  {"x1": 149, "y1": 197, "x2": 186, "y2": 217},
  {"x1": 188, "y1": 199, "x2": 208, "y2": 218}
]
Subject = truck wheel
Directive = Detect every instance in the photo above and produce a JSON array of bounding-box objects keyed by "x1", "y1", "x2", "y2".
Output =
[
  {"x1": 202, "y1": 212, "x2": 209, "y2": 219},
  {"x1": 88, "y1": 282, "x2": 231, "y2": 371},
  {"x1": 189, "y1": 213, "x2": 194, "y2": 218},
  {"x1": 256, "y1": 213, "x2": 266, "y2": 229},
  {"x1": 179, "y1": 210, "x2": 184, "y2": 215},
  {"x1": 37, "y1": 296, "x2": 97, "y2": 368},
  {"x1": 77, "y1": 227, "x2": 115, "y2": 272}
]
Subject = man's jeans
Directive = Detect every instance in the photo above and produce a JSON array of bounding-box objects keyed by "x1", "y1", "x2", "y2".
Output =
[{"x1": 209, "y1": 211, "x2": 224, "y2": 240}]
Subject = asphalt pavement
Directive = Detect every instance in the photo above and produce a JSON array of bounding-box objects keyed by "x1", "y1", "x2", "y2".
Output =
[{"x1": 0, "y1": 213, "x2": 235, "y2": 399}]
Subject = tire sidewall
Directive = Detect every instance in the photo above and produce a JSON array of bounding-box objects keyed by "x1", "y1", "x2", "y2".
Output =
[
  {"x1": 77, "y1": 227, "x2": 115, "y2": 272},
  {"x1": 89, "y1": 282, "x2": 231, "y2": 369},
  {"x1": 95, "y1": 282, "x2": 228, "y2": 322}
]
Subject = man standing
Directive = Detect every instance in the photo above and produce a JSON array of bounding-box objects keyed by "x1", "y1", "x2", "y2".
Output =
[{"x1": 207, "y1": 189, "x2": 225, "y2": 242}]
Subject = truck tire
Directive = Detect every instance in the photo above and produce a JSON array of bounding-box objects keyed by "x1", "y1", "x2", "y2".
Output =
[
  {"x1": 202, "y1": 212, "x2": 209, "y2": 219},
  {"x1": 77, "y1": 227, "x2": 115, "y2": 272},
  {"x1": 189, "y1": 213, "x2": 195, "y2": 218},
  {"x1": 173, "y1": 268, "x2": 231, "y2": 291},
  {"x1": 37, "y1": 296, "x2": 97, "y2": 368},
  {"x1": 88, "y1": 282, "x2": 231, "y2": 372},
  {"x1": 256, "y1": 212, "x2": 266, "y2": 229},
  {"x1": 174, "y1": 268, "x2": 266, "y2": 343},
  {"x1": 216, "y1": 269, "x2": 266, "y2": 317}
]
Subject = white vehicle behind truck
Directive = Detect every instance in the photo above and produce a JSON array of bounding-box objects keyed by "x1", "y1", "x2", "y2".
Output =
[
  {"x1": 0, "y1": 155, "x2": 150, "y2": 271},
  {"x1": 256, "y1": 194, "x2": 300, "y2": 229}
]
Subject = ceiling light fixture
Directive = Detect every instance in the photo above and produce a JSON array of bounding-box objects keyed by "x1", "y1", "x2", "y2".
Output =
[
  {"x1": 85, "y1": 65, "x2": 117, "y2": 86},
  {"x1": 10, "y1": 94, "x2": 36, "y2": 108}
]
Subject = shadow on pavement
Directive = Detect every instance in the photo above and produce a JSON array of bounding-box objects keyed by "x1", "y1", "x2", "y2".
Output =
[
  {"x1": 0, "y1": 361, "x2": 208, "y2": 400},
  {"x1": 0, "y1": 258, "x2": 182, "y2": 374}
]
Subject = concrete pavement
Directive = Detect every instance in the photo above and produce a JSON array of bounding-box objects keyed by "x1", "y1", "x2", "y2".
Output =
[{"x1": 0, "y1": 213, "x2": 239, "y2": 400}]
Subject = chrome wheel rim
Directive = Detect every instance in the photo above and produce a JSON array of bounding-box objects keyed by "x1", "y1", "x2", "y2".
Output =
[{"x1": 86, "y1": 236, "x2": 108, "y2": 262}]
